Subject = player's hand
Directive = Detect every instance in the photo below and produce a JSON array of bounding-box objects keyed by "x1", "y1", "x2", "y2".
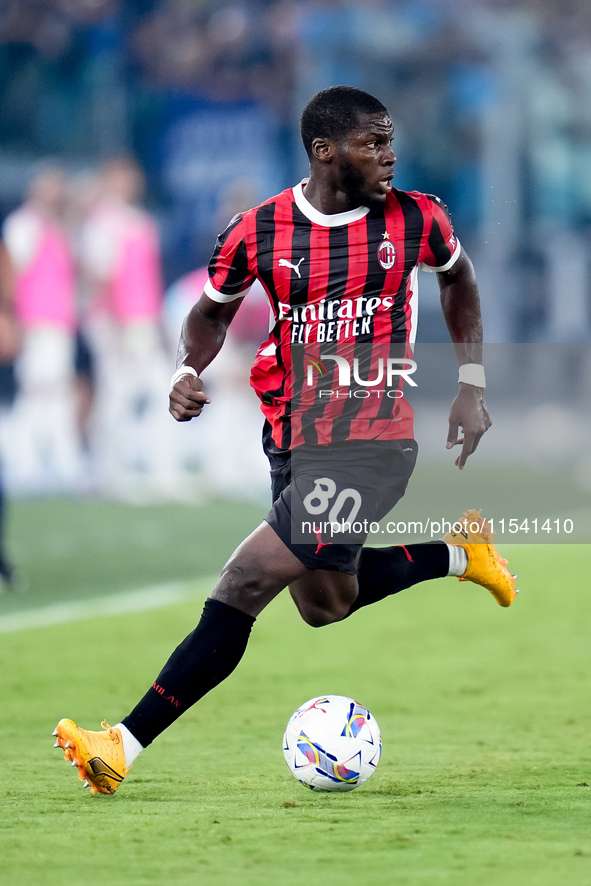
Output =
[
  {"x1": 169, "y1": 373, "x2": 211, "y2": 422},
  {"x1": 446, "y1": 384, "x2": 492, "y2": 470}
]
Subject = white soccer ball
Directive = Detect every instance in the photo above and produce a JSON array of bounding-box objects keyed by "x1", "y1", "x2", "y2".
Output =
[{"x1": 282, "y1": 695, "x2": 381, "y2": 792}]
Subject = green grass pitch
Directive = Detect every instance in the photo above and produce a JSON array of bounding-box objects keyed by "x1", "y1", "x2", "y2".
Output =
[{"x1": 1, "y1": 499, "x2": 590, "y2": 885}]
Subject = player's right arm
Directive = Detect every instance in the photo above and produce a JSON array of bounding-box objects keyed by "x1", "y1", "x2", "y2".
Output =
[
  {"x1": 169, "y1": 211, "x2": 255, "y2": 422},
  {"x1": 168, "y1": 293, "x2": 244, "y2": 421}
]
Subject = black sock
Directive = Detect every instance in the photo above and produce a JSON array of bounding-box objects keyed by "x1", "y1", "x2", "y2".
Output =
[
  {"x1": 122, "y1": 598, "x2": 255, "y2": 747},
  {"x1": 346, "y1": 541, "x2": 449, "y2": 616}
]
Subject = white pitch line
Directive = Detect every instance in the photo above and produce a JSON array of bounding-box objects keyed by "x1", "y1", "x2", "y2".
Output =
[{"x1": 0, "y1": 577, "x2": 217, "y2": 634}]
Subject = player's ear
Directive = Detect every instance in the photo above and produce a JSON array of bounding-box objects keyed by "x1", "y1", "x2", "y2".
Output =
[{"x1": 311, "y1": 137, "x2": 335, "y2": 163}]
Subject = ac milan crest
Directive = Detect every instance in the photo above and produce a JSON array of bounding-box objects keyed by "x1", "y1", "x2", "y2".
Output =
[{"x1": 378, "y1": 233, "x2": 396, "y2": 270}]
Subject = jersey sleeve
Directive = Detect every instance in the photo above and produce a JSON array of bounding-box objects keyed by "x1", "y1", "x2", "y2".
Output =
[
  {"x1": 419, "y1": 195, "x2": 462, "y2": 273},
  {"x1": 204, "y1": 213, "x2": 256, "y2": 303}
]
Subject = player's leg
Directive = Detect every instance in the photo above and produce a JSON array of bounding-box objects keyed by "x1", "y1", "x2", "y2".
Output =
[
  {"x1": 54, "y1": 521, "x2": 307, "y2": 793},
  {"x1": 288, "y1": 526, "x2": 514, "y2": 625},
  {"x1": 120, "y1": 522, "x2": 305, "y2": 743},
  {"x1": 287, "y1": 541, "x2": 450, "y2": 625},
  {"x1": 348, "y1": 509, "x2": 517, "y2": 613},
  {"x1": 346, "y1": 541, "x2": 450, "y2": 615},
  {"x1": 288, "y1": 569, "x2": 358, "y2": 627},
  {"x1": 209, "y1": 520, "x2": 306, "y2": 615},
  {"x1": 285, "y1": 439, "x2": 515, "y2": 622},
  {"x1": 277, "y1": 438, "x2": 448, "y2": 624}
]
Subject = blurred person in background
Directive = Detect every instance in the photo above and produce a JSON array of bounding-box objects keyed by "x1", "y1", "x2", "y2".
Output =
[
  {"x1": 0, "y1": 239, "x2": 18, "y2": 588},
  {"x1": 1, "y1": 165, "x2": 82, "y2": 495},
  {"x1": 79, "y1": 156, "x2": 178, "y2": 501},
  {"x1": 67, "y1": 170, "x2": 105, "y2": 479}
]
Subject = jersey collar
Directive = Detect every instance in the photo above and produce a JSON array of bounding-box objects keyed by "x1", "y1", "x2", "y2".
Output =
[{"x1": 293, "y1": 179, "x2": 370, "y2": 227}]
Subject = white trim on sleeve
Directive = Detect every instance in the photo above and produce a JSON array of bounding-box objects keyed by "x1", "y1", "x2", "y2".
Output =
[
  {"x1": 419, "y1": 240, "x2": 462, "y2": 273},
  {"x1": 203, "y1": 277, "x2": 252, "y2": 303}
]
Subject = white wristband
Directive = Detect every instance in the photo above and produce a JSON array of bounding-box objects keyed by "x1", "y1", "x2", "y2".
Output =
[
  {"x1": 458, "y1": 363, "x2": 486, "y2": 388},
  {"x1": 170, "y1": 365, "x2": 198, "y2": 391}
]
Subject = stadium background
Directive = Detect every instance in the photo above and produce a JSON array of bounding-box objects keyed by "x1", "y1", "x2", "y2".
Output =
[
  {"x1": 0, "y1": 0, "x2": 590, "y2": 511},
  {"x1": 3, "y1": 0, "x2": 591, "y2": 332},
  {"x1": 3, "y1": 0, "x2": 591, "y2": 320},
  {"x1": 0, "y1": 4, "x2": 590, "y2": 885}
]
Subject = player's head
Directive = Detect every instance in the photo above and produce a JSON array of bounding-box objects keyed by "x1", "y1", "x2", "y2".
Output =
[
  {"x1": 300, "y1": 86, "x2": 396, "y2": 207},
  {"x1": 301, "y1": 86, "x2": 388, "y2": 156}
]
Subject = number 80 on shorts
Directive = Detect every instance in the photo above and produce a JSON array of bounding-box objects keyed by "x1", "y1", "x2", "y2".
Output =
[{"x1": 302, "y1": 477, "x2": 363, "y2": 526}]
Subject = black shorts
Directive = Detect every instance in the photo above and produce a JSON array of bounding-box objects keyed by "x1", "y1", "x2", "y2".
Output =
[{"x1": 262, "y1": 421, "x2": 418, "y2": 574}]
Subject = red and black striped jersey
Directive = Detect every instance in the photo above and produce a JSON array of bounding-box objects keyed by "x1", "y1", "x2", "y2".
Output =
[{"x1": 205, "y1": 179, "x2": 461, "y2": 450}]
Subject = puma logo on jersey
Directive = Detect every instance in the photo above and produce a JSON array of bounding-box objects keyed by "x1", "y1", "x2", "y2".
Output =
[{"x1": 278, "y1": 257, "x2": 305, "y2": 278}]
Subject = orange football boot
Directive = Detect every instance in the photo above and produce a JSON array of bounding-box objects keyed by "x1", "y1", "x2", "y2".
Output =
[
  {"x1": 53, "y1": 719, "x2": 128, "y2": 794},
  {"x1": 444, "y1": 509, "x2": 517, "y2": 607}
]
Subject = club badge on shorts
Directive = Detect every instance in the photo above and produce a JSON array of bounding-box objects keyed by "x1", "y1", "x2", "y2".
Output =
[{"x1": 378, "y1": 232, "x2": 396, "y2": 270}]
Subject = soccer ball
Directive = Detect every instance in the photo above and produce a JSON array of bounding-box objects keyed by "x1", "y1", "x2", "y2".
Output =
[{"x1": 282, "y1": 695, "x2": 381, "y2": 792}]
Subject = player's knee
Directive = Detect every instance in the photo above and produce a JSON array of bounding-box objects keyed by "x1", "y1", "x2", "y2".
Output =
[
  {"x1": 218, "y1": 559, "x2": 281, "y2": 609},
  {"x1": 302, "y1": 609, "x2": 337, "y2": 628},
  {"x1": 298, "y1": 600, "x2": 349, "y2": 628}
]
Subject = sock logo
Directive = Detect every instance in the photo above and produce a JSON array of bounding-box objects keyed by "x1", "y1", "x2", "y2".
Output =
[{"x1": 152, "y1": 682, "x2": 181, "y2": 708}]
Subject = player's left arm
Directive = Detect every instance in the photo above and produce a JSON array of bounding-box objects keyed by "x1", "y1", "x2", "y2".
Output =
[{"x1": 438, "y1": 250, "x2": 492, "y2": 470}]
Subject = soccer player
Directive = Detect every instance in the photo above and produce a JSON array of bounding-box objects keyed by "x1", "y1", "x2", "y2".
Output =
[{"x1": 53, "y1": 86, "x2": 516, "y2": 794}]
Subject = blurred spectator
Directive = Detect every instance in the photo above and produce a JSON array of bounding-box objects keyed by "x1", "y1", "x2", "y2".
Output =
[
  {"x1": 1, "y1": 165, "x2": 83, "y2": 494},
  {"x1": 0, "y1": 238, "x2": 20, "y2": 373},
  {"x1": 67, "y1": 170, "x2": 103, "y2": 456},
  {"x1": 0, "y1": 239, "x2": 17, "y2": 588},
  {"x1": 79, "y1": 156, "x2": 179, "y2": 501}
]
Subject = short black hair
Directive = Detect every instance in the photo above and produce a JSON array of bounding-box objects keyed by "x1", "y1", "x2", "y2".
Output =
[{"x1": 300, "y1": 86, "x2": 388, "y2": 158}]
